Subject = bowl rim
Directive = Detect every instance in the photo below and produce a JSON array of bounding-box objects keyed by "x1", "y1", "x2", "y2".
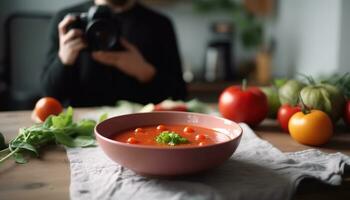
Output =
[{"x1": 95, "y1": 111, "x2": 243, "y2": 150}]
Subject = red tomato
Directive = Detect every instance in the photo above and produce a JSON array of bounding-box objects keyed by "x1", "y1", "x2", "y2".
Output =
[
  {"x1": 344, "y1": 100, "x2": 350, "y2": 126},
  {"x1": 183, "y1": 126, "x2": 195, "y2": 133},
  {"x1": 156, "y1": 125, "x2": 167, "y2": 131},
  {"x1": 218, "y1": 85, "x2": 268, "y2": 126},
  {"x1": 134, "y1": 128, "x2": 144, "y2": 133},
  {"x1": 277, "y1": 104, "x2": 301, "y2": 132},
  {"x1": 195, "y1": 134, "x2": 206, "y2": 141},
  {"x1": 32, "y1": 97, "x2": 63, "y2": 122},
  {"x1": 127, "y1": 137, "x2": 138, "y2": 144},
  {"x1": 198, "y1": 142, "x2": 206, "y2": 146}
]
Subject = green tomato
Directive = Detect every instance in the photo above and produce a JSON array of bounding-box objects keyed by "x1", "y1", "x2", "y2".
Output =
[
  {"x1": 278, "y1": 80, "x2": 306, "y2": 105},
  {"x1": 300, "y1": 83, "x2": 345, "y2": 122},
  {"x1": 261, "y1": 86, "x2": 281, "y2": 118},
  {"x1": 274, "y1": 79, "x2": 288, "y2": 88}
]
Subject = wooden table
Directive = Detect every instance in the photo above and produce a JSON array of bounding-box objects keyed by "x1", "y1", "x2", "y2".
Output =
[{"x1": 0, "y1": 109, "x2": 349, "y2": 200}]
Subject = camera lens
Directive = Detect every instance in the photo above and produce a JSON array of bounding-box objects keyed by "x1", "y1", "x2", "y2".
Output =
[{"x1": 86, "y1": 19, "x2": 119, "y2": 51}]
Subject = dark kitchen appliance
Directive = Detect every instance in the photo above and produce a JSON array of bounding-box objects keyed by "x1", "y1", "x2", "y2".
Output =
[{"x1": 204, "y1": 22, "x2": 235, "y2": 82}]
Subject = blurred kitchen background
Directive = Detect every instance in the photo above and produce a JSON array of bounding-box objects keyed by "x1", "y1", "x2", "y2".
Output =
[{"x1": 0, "y1": 0, "x2": 349, "y2": 110}]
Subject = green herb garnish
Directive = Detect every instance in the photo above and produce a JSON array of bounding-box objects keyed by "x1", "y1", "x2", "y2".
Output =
[
  {"x1": 99, "y1": 113, "x2": 108, "y2": 123},
  {"x1": 0, "y1": 107, "x2": 97, "y2": 164},
  {"x1": 155, "y1": 131, "x2": 189, "y2": 146}
]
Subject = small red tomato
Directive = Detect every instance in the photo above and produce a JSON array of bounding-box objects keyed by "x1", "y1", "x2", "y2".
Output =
[
  {"x1": 156, "y1": 125, "x2": 167, "y2": 131},
  {"x1": 277, "y1": 104, "x2": 301, "y2": 132},
  {"x1": 183, "y1": 126, "x2": 195, "y2": 133},
  {"x1": 134, "y1": 128, "x2": 144, "y2": 133},
  {"x1": 344, "y1": 100, "x2": 350, "y2": 126},
  {"x1": 32, "y1": 97, "x2": 63, "y2": 122},
  {"x1": 198, "y1": 142, "x2": 206, "y2": 146},
  {"x1": 218, "y1": 81, "x2": 268, "y2": 126},
  {"x1": 195, "y1": 134, "x2": 206, "y2": 141},
  {"x1": 127, "y1": 137, "x2": 137, "y2": 144}
]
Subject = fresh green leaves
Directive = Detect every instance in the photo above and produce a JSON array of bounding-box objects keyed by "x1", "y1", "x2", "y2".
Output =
[
  {"x1": 99, "y1": 113, "x2": 108, "y2": 123},
  {"x1": 0, "y1": 107, "x2": 98, "y2": 164},
  {"x1": 186, "y1": 99, "x2": 209, "y2": 113},
  {"x1": 13, "y1": 152, "x2": 27, "y2": 164},
  {"x1": 53, "y1": 132, "x2": 95, "y2": 148},
  {"x1": 72, "y1": 136, "x2": 96, "y2": 147},
  {"x1": 155, "y1": 131, "x2": 189, "y2": 146},
  {"x1": 11, "y1": 142, "x2": 38, "y2": 156},
  {"x1": 51, "y1": 106, "x2": 73, "y2": 128},
  {"x1": 75, "y1": 119, "x2": 97, "y2": 136},
  {"x1": 116, "y1": 100, "x2": 143, "y2": 112}
]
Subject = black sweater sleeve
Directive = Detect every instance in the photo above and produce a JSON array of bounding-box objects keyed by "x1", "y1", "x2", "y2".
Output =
[{"x1": 41, "y1": 12, "x2": 75, "y2": 102}]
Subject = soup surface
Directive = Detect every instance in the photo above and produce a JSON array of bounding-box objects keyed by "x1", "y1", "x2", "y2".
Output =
[{"x1": 112, "y1": 124, "x2": 230, "y2": 147}]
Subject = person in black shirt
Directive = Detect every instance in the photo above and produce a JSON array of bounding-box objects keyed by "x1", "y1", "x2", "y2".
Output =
[{"x1": 41, "y1": 0, "x2": 187, "y2": 107}]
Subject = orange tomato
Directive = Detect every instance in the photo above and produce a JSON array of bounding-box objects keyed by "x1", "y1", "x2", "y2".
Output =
[
  {"x1": 288, "y1": 110, "x2": 333, "y2": 146},
  {"x1": 127, "y1": 137, "x2": 138, "y2": 144},
  {"x1": 195, "y1": 134, "x2": 206, "y2": 141},
  {"x1": 134, "y1": 128, "x2": 144, "y2": 133},
  {"x1": 32, "y1": 97, "x2": 63, "y2": 123},
  {"x1": 198, "y1": 142, "x2": 206, "y2": 146},
  {"x1": 183, "y1": 126, "x2": 195, "y2": 133}
]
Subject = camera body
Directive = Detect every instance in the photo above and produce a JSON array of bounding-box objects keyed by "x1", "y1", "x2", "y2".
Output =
[{"x1": 67, "y1": 5, "x2": 122, "y2": 51}]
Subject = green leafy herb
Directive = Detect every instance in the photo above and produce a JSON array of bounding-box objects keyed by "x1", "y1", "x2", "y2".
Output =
[
  {"x1": 99, "y1": 113, "x2": 108, "y2": 123},
  {"x1": 0, "y1": 107, "x2": 98, "y2": 164},
  {"x1": 116, "y1": 100, "x2": 143, "y2": 112},
  {"x1": 13, "y1": 152, "x2": 27, "y2": 164},
  {"x1": 155, "y1": 131, "x2": 189, "y2": 146},
  {"x1": 186, "y1": 99, "x2": 209, "y2": 113}
]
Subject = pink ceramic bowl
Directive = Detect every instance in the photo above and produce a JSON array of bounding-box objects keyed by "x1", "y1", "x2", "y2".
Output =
[{"x1": 95, "y1": 111, "x2": 242, "y2": 176}]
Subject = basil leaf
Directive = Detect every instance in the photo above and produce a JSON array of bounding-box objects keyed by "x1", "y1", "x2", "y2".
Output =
[
  {"x1": 0, "y1": 106, "x2": 99, "y2": 164},
  {"x1": 186, "y1": 99, "x2": 208, "y2": 113},
  {"x1": 13, "y1": 153, "x2": 27, "y2": 164},
  {"x1": 9, "y1": 139, "x2": 24, "y2": 151},
  {"x1": 73, "y1": 136, "x2": 96, "y2": 147},
  {"x1": 99, "y1": 113, "x2": 108, "y2": 123},
  {"x1": 116, "y1": 100, "x2": 143, "y2": 112},
  {"x1": 43, "y1": 116, "x2": 53, "y2": 128},
  {"x1": 18, "y1": 143, "x2": 38, "y2": 156},
  {"x1": 53, "y1": 132, "x2": 75, "y2": 147},
  {"x1": 75, "y1": 119, "x2": 96, "y2": 136},
  {"x1": 51, "y1": 107, "x2": 73, "y2": 128}
]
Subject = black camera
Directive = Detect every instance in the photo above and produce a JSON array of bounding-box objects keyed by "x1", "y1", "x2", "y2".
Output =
[{"x1": 67, "y1": 5, "x2": 122, "y2": 51}]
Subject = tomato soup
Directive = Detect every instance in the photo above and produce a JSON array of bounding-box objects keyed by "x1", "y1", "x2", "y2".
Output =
[{"x1": 112, "y1": 124, "x2": 230, "y2": 147}]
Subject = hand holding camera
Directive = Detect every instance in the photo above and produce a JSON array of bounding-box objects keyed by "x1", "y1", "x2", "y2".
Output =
[
  {"x1": 92, "y1": 38, "x2": 156, "y2": 82},
  {"x1": 58, "y1": 5, "x2": 155, "y2": 82},
  {"x1": 58, "y1": 5, "x2": 122, "y2": 65},
  {"x1": 58, "y1": 15, "x2": 87, "y2": 66}
]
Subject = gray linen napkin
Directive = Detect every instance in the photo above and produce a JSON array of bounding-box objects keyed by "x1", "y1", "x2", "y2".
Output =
[{"x1": 67, "y1": 122, "x2": 350, "y2": 200}]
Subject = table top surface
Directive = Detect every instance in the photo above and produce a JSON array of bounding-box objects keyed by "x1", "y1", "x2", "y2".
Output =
[{"x1": 0, "y1": 108, "x2": 349, "y2": 200}]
